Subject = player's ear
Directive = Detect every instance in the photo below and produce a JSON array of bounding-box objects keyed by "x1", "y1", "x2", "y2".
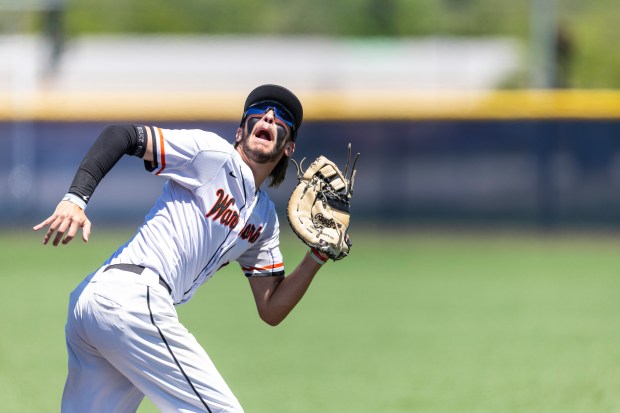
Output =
[
  {"x1": 235, "y1": 127, "x2": 243, "y2": 143},
  {"x1": 284, "y1": 141, "x2": 295, "y2": 157}
]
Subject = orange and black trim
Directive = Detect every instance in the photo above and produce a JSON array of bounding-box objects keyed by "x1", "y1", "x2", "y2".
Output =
[
  {"x1": 143, "y1": 125, "x2": 166, "y2": 174},
  {"x1": 241, "y1": 262, "x2": 284, "y2": 277}
]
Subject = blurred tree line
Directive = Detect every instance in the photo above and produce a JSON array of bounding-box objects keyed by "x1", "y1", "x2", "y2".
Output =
[{"x1": 26, "y1": 0, "x2": 620, "y2": 88}]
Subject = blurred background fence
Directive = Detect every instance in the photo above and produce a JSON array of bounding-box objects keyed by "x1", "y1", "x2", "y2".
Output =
[{"x1": 1, "y1": 0, "x2": 619, "y2": 229}]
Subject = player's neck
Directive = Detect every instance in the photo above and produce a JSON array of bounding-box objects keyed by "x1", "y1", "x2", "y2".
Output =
[{"x1": 235, "y1": 147, "x2": 277, "y2": 188}]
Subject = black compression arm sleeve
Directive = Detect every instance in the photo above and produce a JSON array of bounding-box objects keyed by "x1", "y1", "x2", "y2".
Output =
[{"x1": 68, "y1": 124, "x2": 147, "y2": 204}]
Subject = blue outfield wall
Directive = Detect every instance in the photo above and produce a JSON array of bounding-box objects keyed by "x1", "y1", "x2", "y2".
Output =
[{"x1": 1, "y1": 119, "x2": 620, "y2": 229}]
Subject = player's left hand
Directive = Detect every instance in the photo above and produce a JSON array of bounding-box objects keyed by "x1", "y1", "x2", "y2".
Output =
[
  {"x1": 33, "y1": 200, "x2": 91, "y2": 246},
  {"x1": 287, "y1": 144, "x2": 359, "y2": 261}
]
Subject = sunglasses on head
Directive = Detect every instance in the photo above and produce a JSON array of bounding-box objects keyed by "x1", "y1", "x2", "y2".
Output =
[{"x1": 244, "y1": 100, "x2": 296, "y2": 130}]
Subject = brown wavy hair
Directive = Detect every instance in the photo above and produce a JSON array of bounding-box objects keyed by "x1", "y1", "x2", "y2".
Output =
[{"x1": 268, "y1": 154, "x2": 290, "y2": 188}]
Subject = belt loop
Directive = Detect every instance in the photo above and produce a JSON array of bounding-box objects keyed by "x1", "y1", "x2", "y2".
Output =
[{"x1": 158, "y1": 277, "x2": 172, "y2": 295}]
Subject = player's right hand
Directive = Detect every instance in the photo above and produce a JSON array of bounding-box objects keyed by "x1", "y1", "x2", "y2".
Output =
[{"x1": 33, "y1": 200, "x2": 92, "y2": 246}]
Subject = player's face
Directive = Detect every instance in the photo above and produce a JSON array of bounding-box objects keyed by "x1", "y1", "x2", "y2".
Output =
[{"x1": 238, "y1": 109, "x2": 292, "y2": 163}]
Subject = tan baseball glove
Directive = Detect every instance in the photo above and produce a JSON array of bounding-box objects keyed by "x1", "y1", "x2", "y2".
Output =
[{"x1": 287, "y1": 144, "x2": 360, "y2": 261}]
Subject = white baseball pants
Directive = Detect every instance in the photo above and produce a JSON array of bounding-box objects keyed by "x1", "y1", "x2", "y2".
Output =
[{"x1": 62, "y1": 266, "x2": 243, "y2": 413}]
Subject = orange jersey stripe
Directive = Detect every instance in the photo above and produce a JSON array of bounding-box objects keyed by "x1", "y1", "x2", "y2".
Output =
[{"x1": 155, "y1": 127, "x2": 166, "y2": 175}]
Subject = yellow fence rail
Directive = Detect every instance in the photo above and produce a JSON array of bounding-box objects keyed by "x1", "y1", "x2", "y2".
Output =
[{"x1": 1, "y1": 90, "x2": 619, "y2": 121}]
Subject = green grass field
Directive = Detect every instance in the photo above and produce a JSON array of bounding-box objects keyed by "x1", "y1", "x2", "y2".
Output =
[{"x1": 1, "y1": 227, "x2": 619, "y2": 413}]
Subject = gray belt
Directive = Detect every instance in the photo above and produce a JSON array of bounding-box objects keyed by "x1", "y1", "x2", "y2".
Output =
[{"x1": 104, "y1": 263, "x2": 171, "y2": 295}]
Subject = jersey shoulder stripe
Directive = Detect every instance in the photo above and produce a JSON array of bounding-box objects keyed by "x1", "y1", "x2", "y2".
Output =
[{"x1": 154, "y1": 127, "x2": 167, "y2": 175}]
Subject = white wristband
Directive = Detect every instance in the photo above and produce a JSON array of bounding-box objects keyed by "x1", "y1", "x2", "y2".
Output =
[
  {"x1": 62, "y1": 193, "x2": 87, "y2": 210},
  {"x1": 309, "y1": 248, "x2": 328, "y2": 265}
]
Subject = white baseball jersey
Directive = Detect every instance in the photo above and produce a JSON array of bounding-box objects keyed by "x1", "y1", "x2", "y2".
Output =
[{"x1": 106, "y1": 126, "x2": 284, "y2": 305}]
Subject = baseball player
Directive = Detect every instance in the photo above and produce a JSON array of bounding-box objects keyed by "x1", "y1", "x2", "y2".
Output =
[{"x1": 34, "y1": 85, "x2": 332, "y2": 413}]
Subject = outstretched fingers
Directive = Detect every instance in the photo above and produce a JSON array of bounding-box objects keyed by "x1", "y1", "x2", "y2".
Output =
[
  {"x1": 33, "y1": 200, "x2": 91, "y2": 246},
  {"x1": 81, "y1": 219, "x2": 91, "y2": 243},
  {"x1": 53, "y1": 215, "x2": 73, "y2": 246},
  {"x1": 32, "y1": 214, "x2": 61, "y2": 245}
]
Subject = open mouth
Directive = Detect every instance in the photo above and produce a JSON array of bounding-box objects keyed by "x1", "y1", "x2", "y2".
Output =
[{"x1": 254, "y1": 127, "x2": 273, "y2": 142}]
